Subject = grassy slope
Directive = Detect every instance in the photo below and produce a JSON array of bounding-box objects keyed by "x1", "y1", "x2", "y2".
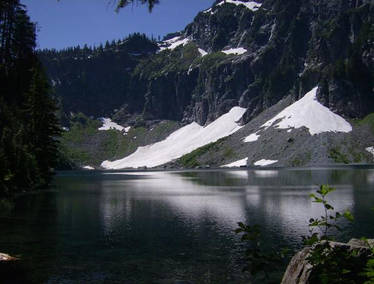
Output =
[{"x1": 58, "y1": 114, "x2": 179, "y2": 168}]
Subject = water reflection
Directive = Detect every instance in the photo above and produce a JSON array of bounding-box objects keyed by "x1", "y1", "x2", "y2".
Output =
[{"x1": 0, "y1": 168, "x2": 373, "y2": 283}]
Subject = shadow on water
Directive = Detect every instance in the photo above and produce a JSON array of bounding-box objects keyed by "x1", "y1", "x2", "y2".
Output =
[{"x1": 0, "y1": 167, "x2": 374, "y2": 283}]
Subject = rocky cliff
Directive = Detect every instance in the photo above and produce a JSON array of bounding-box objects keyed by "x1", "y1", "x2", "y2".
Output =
[
  {"x1": 39, "y1": 0, "x2": 374, "y2": 168},
  {"x1": 127, "y1": 0, "x2": 373, "y2": 126}
]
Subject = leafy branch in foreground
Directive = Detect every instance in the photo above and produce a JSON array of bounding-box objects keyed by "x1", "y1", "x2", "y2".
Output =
[
  {"x1": 303, "y1": 184, "x2": 353, "y2": 245},
  {"x1": 236, "y1": 184, "x2": 373, "y2": 283},
  {"x1": 235, "y1": 222, "x2": 289, "y2": 282}
]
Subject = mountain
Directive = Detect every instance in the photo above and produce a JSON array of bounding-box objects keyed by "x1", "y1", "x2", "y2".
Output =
[
  {"x1": 40, "y1": 0, "x2": 374, "y2": 169},
  {"x1": 38, "y1": 33, "x2": 158, "y2": 124}
]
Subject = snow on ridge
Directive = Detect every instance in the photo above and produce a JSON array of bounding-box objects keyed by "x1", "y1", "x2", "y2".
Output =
[
  {"x1": 221, "y1": 157, "x2": 248, "y2": 168},
  {"x1": 198, "y1": 48, "x2": 208, "y2": 56},
  {"x1": 254, "y1": 159, "x2": 278, "y2": 166},
  {"x1": 222, "y1": 47, "x2": 247, "y2": 55},
  {"x1": 217, "y1": 0, "x2": 262, "y2": 11},
  {"x1": 101, "y1": 106, "x2": 247, "y2": 169},
  {"x1": 261, "y1": 87, "x2": 352, "y2": 135},
  {"x1": 159, "y1": 36, "x2": 191, "y2": 51},
  {"x1": 244, "y1": 132, "x2": 259, "y2": 142},
  {"x1": 366, "y1": 147, "x2": 374, "y2": 157}
]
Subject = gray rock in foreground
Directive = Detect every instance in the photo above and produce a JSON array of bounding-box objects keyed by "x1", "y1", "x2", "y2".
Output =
[{"x1": 281, "y1": 239, "x2": 374, "y2": 284}]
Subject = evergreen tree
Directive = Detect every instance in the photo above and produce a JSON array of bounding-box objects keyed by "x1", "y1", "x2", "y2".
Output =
[{"x1": 0, "y1": 0, "x2": 61, "y2": 198}]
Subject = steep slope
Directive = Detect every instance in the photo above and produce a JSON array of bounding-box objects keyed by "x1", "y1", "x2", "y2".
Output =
[
  {"x1": 128, "y1": 0, "x2": 373, "y2": 125},
  {"x1": 38, "y1": 33, "x2": 158, "y2": 123},
  {"x1": 101, "y1": 107, "x2": 246, "y2": 169},
  {"x1": 40, "y1": 0, "x2": 374, "y2": 168}
]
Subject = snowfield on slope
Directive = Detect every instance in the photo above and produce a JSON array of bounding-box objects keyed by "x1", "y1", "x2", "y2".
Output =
[
  {"x1": 244, "y1": 132, "x2": 260, "y2": 142},
  {"x1": 101, "y1": 107, "x2": 246, "y2": 169},
  {"x1": 222, "y1": 47, "x2": 247, "y2": 55},
  {"x1": 159, "y1": 36, "x2": 190, "y2": 51},
  {"x1": 98, "y1": 118, "x2": 130, "y2": 132},
  {"x1": 254, "y1": 159, "x2": 278, "y2": 166},
  {"x1": 366, "y1": 147, "x2": 374, "y2": 157},
  {"x1": 261, "y1": 87, "x2": 352, "y2": 135},
  {"x1": 221, "y1": 157, "x2": 248, "y2": 168}
]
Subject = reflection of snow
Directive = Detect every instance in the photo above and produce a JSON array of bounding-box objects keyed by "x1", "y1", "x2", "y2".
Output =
[
  {"x1": 254, "y1": 170, "x2": 278, "y2": 178},
  {"x1": 99, "y1": 172, "x2": 247, "y2": 232},
  {"x1": 227, "y1": 170, "x2": 249, "y2": 179},
  {"x1": 98, "y1": 170, "x2": 356, "y2": 243},
  {"x1": 368, "y1": 171, "x2": 374, "y2": 184}
]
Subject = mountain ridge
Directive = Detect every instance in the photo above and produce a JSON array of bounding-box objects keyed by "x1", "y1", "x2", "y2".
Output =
[{"x1": 38, "y1": 0, "x2": 374, "y2": 169}]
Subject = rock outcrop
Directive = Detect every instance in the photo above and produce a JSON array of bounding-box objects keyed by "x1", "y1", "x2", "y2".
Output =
[
  {"x1": 281, "y1": 239, "x2": 374, "y2": 284},
  {"x1": 40, "y1": 0, "x2": 374, "y2": 127}
]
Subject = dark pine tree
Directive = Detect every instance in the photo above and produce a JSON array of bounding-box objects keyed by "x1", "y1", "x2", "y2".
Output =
[{"x1": 0, "y1": 0, "x2": 61, "y2": 198}]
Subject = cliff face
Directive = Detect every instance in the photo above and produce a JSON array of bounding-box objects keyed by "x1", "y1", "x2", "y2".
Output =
[
  {"x1": 40, "y1": 0, "x2": 373, "y2": 128},
  {"x1": 129, "y1": 0, "x2": 373, "y2": 126}
]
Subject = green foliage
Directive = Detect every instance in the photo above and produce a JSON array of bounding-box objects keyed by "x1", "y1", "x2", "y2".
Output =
[
  {"x1": 303, "y1": 185, "x2": 373, "y2": 284},
  {"x1": 59, "y1": 116, "x2": 180, "y2": 167},
  {"x1": 364, "y1": 241, "x2": 374, "y2": 284},
  {"x1": 0, "y1": 0, "x2": 61, "y2": 197},
  {"x1": 304, "y1": 185, "x2": 353, "y2": 245},
  {"x1": 290, "y1": 152, "x2": 312, "y2": 167},
  {"x1": 235, "y1": 222, "x2": 289, "y2": 281},
  {"x1": 308, "y1": 241, "x2": 369, "y2": 284},
  {"x1": 133, "y1": 42, "x2": 200, "y2": 79},
  {"x1": 198, "y1": 51, "x2": 227, "y2": 72},
  {"x1": 357, "y1": 113, "x2": 374, "y2": 134},
  {"x1": 178, "y1": 138, "x2": 226, "y2": 168},
  {"x1": 236, "y1": 185, "x2": 374, "y2": 283},
  {"x1": 38, "y1": 33, "x2": 158, "y2": 119},
  {"x1": 329, "y1": 147, "x2": 350, "y2": 164}
]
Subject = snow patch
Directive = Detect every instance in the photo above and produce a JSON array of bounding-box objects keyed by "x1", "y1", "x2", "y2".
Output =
[
  {"x1": 366, "y1": 147, "x2": 374, "y2": 157},
  {"x1": 101, "y1": 107, "x2": 246, "y2": 169},
  {"x1": 254, "y1": 159, "x2": 278, "y2": 166},
  {"x1": 82, "y1": 165, "x2": 94, "y2": 170},
  {"x1": 198, "y1": 48, "x2": 208, "y2": 56},
  {"x1": 221, "y1": 157, "x2": 248, "y2": 168},
  {"x1": 217, "y1": 0, "x2": 262, "y2": 11},
  {"x1": 159, "y1": 36, "x2": 190, "y2": 51},
  {"x1": 98, "y1": 118, "x2": 130, "y2": 135},
  {"x1": 222, "y1": 47, "x2": 247, "y2": 55},
  {"x1": 244, "y1": 132, "x2": 259, "y2": 142},
  {"x1": 261, "y1": 87, "x2": 352, "y2": 135},
  {"x1": 98, "y1": 118, "x2": 124, "y2": 131}
]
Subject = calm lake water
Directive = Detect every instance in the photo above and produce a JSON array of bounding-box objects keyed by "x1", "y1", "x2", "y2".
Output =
[{"x1": 1, "y1": 167, "x2": 374, "y2": 283}]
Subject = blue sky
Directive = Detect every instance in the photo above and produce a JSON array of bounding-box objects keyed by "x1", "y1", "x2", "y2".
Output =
[{"x1": 21, "y1": 0, "x2": 214, "y2": 50}]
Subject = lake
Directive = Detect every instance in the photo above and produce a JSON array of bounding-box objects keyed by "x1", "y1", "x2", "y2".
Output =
[{"x1": 1, "y1": 167, "x2": 374, "y2": 283}]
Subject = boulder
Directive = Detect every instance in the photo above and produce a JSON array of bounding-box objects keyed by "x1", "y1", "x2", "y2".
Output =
[{"x1": 281, "y1": 239, "x2": 374, "y2": 284}]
